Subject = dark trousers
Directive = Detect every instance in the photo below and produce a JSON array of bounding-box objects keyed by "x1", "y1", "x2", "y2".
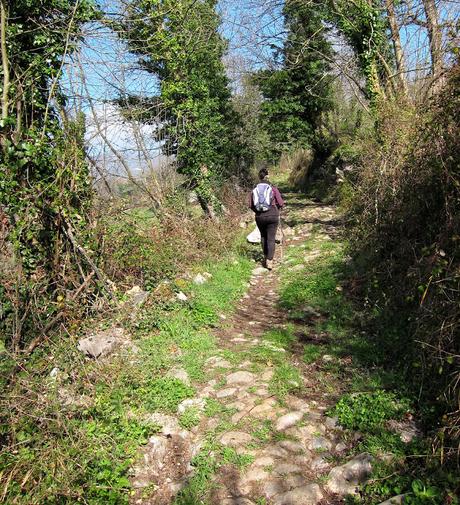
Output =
[{"x1": 256, "y1": 208, "x2": 279, "y2": 260}]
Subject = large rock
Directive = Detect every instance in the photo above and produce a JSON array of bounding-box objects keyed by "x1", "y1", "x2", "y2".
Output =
[
  {"x1": 193, "y1": 272, "x2": 213, "y2": 285},
  {"x1": 311, "y1": 455, "x2": 330, "y2": 471},
  {"x1": 188, "y1": 191, "x2": 199, "y2": 204},
  {"x1": 283, "y1": 225, "x2": 295, "y2": 236},
  {"x1": 176, "y1": 291, "x2": 188, "y2": 302},
  {"x1": 250, "y1": 398, "x2": 278, "y2": 419},
  {"x1": 216, "y1": 387, "x2": 237, "y2": 399},
  {"x1": 77, "y1": 327, "x2": 128, "y2": 358},
  {"x1": 206, "y1": 356, "x2": 231, "y2": 368},
  {"x1": 220, "y1": 431, "x2": 252, "y2": 447},
  {"x1": 193, "y1": 273, "x2": 207, "y2": 285},
  {"x1": 278, "y1": 440, "x2": 305, "y2": 454},
  {"x1": 226, "y1": 371, "x2": 256, "y2": 385},
  {"x1": 326, "y1": 453, "x2": 373, "y2": 495},
  {"x1": 239, "y1": 466, "x2": 271, "y2": 494},
  {"x1": 145, "y1": 413, "x2": 180, "y2": 436},
  {"x1": 252, "y1": 266, "x2": 268, "y2": 275},
  {"x1": 325, "y1": 416, "x2": 338, "y2": 429},
  {"x1": 275, "y1": 411, "x2": 304, "y2": 431},
  {"x1": 177, "y1": 398, "x2": 206, "y2": 415},
  {"x1": 273, "y1": 484, "x2": 323, "y2": 505},
  {"x1": 308, "y1": 436, "x2": 333, "y2": 451},
  {"x1": 167, "y1": 367, "x2": 190, "y2": 385},
  {"x1": 386, "y1": 419, "x2": 421, "y2": 443},
  {"x1": 124, "y1": 285, "x2": 149, "y2": 307},
  {"x1": 274, "y1": 462, "x2": 302, "y2": 474},
  {"x1": 247, "y1": 226, "x2": 261, "y2": 244}
]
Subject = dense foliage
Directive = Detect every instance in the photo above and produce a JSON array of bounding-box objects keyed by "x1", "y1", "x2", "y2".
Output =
[
  {"x1": 117, "y1": 0, "x2": 246, "y2": 214},
  {"x1": 254, "y1": 0, "x2": 334, "y2": 158},
  {"x1": 344, "y1": 63, "x2": 460, "y2": 452},
  {"x1": 329, "y1": 0, "x2": 393, "y2": 105},
  {"x1": 0, "y1": 0, "x2": 98, "y2": 349}
]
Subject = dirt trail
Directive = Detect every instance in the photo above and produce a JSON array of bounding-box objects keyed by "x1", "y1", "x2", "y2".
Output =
[
  {"x1": 206, "y1": 197, "x2": 346, "y2": 505},
  {"x1": 131, "y1": 194, "x2": 367, "y2": 505}
]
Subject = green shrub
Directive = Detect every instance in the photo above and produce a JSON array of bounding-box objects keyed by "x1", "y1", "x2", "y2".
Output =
[
  {"x1": 179, "y1": 407, "x2": 201, "y2": 429},
  {"x1": 102, "y1": 216, "x2": 179, "y2": 289},
  {"x1": 144, "y1": 377, "x2": 195, "y2": 413},
  {"x1": 333, "y1": 390, "x2": 410, "y2": 432}
]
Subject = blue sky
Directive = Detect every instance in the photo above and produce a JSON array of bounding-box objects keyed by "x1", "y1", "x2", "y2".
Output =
[
  {"x1": 65, "y1": 0, "x2": 284, "y2": 106},
  {"x1": 62, "y1": 0, "x2": 458, "y2": 175},
  {"x1": 68, "y1": 0, "x2": 459, "y2": 107}
]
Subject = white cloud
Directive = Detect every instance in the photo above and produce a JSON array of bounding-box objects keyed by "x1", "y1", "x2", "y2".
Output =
[{"x1": 85, "y1": 103, "x2": 170, "y2": 176}]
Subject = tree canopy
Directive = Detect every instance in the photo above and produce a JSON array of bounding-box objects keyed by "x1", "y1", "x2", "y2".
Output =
[
  {"x1": 254, "y1": 0, "x2": 334, "y2": 158},
  {"x1": 117, "y1": 0, "x2": 246, "y2": 214}
]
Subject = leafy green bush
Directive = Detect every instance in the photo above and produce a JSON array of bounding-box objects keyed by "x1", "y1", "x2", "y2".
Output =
[
  {"x1": 102, "y1": 214, "x2": 179, "y2": 289},
  {"x1": 333, "y1": 390, "x2": 410, "y2": 431},
  {"x1": 343, "y1": 64, "x2": 460, "y2": 452},
  {"x1": 179, "y1": 407, "x2": 201, "y2": 429},
  {"x1": 144, "y1": 377, "x2": 195, "y2": 413},
  {"x1": 188, "y1": 300, "x2": 218, "y2": 326}
]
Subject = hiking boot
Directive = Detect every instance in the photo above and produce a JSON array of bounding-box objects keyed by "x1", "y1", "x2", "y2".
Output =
[
  {"x1": 262, "y1": 257, "x2": 267, "y2": 269},
  {"x1": 266, "y1": 259, "x2": 274, "y2": 270}
]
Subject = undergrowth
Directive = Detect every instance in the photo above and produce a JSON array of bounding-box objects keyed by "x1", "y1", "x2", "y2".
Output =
[
  {"x1": 277, "y1": 220, "x2": 460, "y2": 504},
  {"x1": 0, "y1": 248, "x2": 253, "y2": 503},
  {"x1": 332, "y1": 391, "x2": 410, "y2": 432},
  {"x1": 174, "y1": 437, "x2": 254, "y2": 505},
  {"x1": 342, "y1": 64, "x2": 460, "y2": 455}
]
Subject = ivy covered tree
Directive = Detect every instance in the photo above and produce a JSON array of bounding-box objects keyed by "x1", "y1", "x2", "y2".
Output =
[
  {"x1": 118, "y1": 0, "x2": 246, "y2": 216},
  {"x1": 329, "y1": 0, "x2": 394, "y2": 106},
  {"x1": 254, "y1": 0, "x2": 334, "y2": 158},
  {"x1": 0, "y1": 0, "x2": 98, "y2": 349}
]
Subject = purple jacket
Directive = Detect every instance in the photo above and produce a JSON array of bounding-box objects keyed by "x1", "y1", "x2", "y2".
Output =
[{"x1": 249, "y1": 185, "x2": 285, "y2": 212}]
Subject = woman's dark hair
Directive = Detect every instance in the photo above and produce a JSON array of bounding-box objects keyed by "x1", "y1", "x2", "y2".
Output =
[{"x1": 258, "y1": 168, "x2": 269, "y2": 180}]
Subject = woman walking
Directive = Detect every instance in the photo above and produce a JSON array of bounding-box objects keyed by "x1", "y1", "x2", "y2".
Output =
[{"x1": 250, "y1": 168, "x2": 285, "y2": 270}]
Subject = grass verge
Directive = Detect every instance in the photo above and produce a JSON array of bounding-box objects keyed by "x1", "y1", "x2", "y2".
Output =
[
  {"x1": 277, "y1": 227, "x2": 459, "y2": 504},
  {"x1": 0, "y1": 254, "x2": 253, "y2": 504}
]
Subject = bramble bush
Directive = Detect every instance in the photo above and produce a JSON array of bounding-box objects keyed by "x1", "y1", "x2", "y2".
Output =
[{"x1": 343, "y1": 63, "x2": 460, "y2": 456}]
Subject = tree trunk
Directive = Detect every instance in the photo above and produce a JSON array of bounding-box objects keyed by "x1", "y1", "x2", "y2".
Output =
[
  {"x1": 0, "y1": 0, "x2": 10, "y2": 122},
  {"x1": 422, "y1": 0, "x2": 443, "y2": 78},
  {"x1": 385, "y1": 0, "x2": 409, "y2": 96}
]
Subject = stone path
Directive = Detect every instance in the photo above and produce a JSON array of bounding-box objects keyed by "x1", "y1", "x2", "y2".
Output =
[{"x1": 130, "y1": 196, "x2": 373, "y2": 505}]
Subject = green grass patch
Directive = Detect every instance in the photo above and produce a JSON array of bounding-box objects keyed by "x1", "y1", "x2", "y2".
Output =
[
  {"x1": 179, "y1": 407, "x2": 201, "y2": 429},
  {"x1": 279, "y1": 241, "x2": 353, "y2": 346},
  {"x1": 332, "y1": 390, "x2": 410, "y2": 432},
  {"x1": 246, "y1": 326, "x2": 296, "y2": 367},
  {"x1": 251, "y1": 420, "x2": 273, "y2": 444},
  {"x1": 269, "y1": 362, "x2": 302, "y2": 398},
  {"x1": 248, "y1": 344, "x2": 285, "y2": 366},
  {"x1": 303, "y1": 343, "x2": 323, "y2": 364},
  {"x1": 204, "y1": 398, "x2": 228, "y2": 417},
  {"x1": 262, "y1": 326, "x2": 296, "y2": 349},
  {"x1": 188, "y1": 258, "x2": 253, "y2": 324},
  {"x1": 143, "y1": 377, "x2": 195, "y2": 413}
]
